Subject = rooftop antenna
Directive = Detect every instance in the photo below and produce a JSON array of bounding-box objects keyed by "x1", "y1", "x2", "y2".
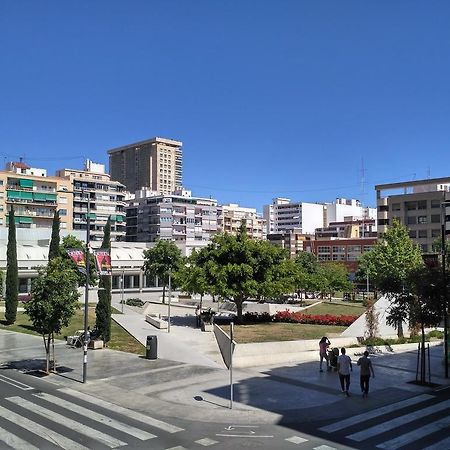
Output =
[{"x1": 427, "y1": 167, "x2": 431, "y2": 179}]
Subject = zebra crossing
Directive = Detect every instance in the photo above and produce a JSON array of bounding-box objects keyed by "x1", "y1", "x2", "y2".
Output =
[
  {"x1": 0, "y1": 386, "x2": 184, "y2": 449},
  {"x1": 319, "y1": 392, "x2": 450, "y2": 449}
]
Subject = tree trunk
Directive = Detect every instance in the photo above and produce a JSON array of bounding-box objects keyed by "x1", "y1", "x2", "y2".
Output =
[
  {"x1": 43, "y1": 334, "x2": 51, "y2": 373},
  {"x1": 52, "y1": 332, "x2": 56, "y2": 372},
  {"x1": 235, "y1": 298, "x2": 244, "y2": 324},
  {"x1": 420, "y1": 323, "x2": 426, "y2": 384},
  {"x1": 162, "y1": 284, "x2": 166, "y2": 304},
  {"x1": 200, "y1": 294, "x2": 203, "y2": 310},
  {"x1": 397, "y1": 320, "x2": 404, "y2": 338}
]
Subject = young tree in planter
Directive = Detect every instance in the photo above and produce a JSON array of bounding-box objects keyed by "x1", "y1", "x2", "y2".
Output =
[
  {"x1": 48, "y1": 209, "x2": 61, "y2": 261},
  {"x1": 360, "y1": 219, "x2": 424, "y2": 337},
  {"x1": 95, "y1": 219, "x2": 112, "y2": 343},
  {"x1": 5, "y1": 206, "x2": 18, "y2": 324},
  {"x1": 25, "y1": 257, "x2": 79, "y2": 373},
  {"x1": 143, "y1": 240, "x2": 182, "y2": 304}
]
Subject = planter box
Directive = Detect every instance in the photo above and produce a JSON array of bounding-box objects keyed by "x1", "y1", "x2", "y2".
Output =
[
  {"x1": 146, "y1": 314, "x2": 168, "y2": 330},
  {"x1": 88, "y1": 340, "x2": 104, "y2": 350}
]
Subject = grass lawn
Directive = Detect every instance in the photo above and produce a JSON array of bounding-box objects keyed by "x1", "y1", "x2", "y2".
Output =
[
  {"x1": 0, "y1": 305, "x2": 145, "y2": 355},
  {"x1": 233, "y1": 322, "x2": 346, "y2": 344},
  {"x1": 303, "y1": 301, "x2": 365, "y2": 317}
]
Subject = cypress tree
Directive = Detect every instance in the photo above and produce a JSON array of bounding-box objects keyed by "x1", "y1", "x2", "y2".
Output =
[
  {"x1": 5, "y1": 206, "x2": 18, "y2": 324},
  {"x1": 95, "y1": 218, "x2": 112, "y2": 343},
  {"x1": 48, "y1": 210, "x2": 60, "y2": 261}
]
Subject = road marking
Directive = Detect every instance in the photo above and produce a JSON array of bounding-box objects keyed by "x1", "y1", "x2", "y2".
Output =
[
  {"x1": 6, "y1": 396, "x2": 127, "y2": 448},
  {"x1": 0, "y1": 404, "x2": 88, "y2": 450},
  {"x1": 0, "y1": 374, "x2": 33, "y2": 390},
  {"x1": 59, "y1": 387, "x2": 184, "y2": 433},
  {"x1": 216, "y1": 434, "x2": 274, "y2": 438},
  {"x1": 347, "y1": 399, "x2": 450, "y2": 441},
  {"x1": 285, "y1": 436, "x2": 309, "y2": 444},
  {"x1": 34, "y1": 392, "x2": 156, "y2": 440},
  {"x1": 166, "y1": 447, "x2": 188, "y2": 450},
  {"x1": 0, "y1": 424, "x2": 40, "y2": 450},
  {"x1": 319, "y1": 394, "x2": 433, "y2": 433},
  {"x1": 314, "y1": 446, "x2": 338, "y2": 450},
  {"x1": 376, "y1": 413, "x2": 450, "y2": 450},
  {"x1": 195, "y1": 438, "x2": 218, "y2": 446},
  {"x1": 422, "y1": 435, "x2": 450, "y2": 450}
]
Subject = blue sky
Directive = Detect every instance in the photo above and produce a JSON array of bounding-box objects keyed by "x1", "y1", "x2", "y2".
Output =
[{"x1": 1, "y1": 1, "x2": 450, "y2": 212}]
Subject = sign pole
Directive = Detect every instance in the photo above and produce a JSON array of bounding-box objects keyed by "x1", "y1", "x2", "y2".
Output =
[
  {"x1": 230, "y1": 321, "x2": 234, "y2": 409},
  {"x1": 168, "y1": 270, "x2": 171, "y2": 333}
]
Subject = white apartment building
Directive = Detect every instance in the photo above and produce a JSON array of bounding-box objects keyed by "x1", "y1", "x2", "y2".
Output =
[
  {"x1": 126, "y1": 188, "x2": 218, "y2": 243},
  {"x1": 56, "y1": 160, "x2": 127, "y2": 241},
  {"x1": 263, "y1": 198, "x2": 324, "y2": 235},
  {"x1": 217, "y1": 203, "x2": 266, "y2": 240},
  {"x1": 325, "y1": 198, "x2": 376, "y2": 224}
]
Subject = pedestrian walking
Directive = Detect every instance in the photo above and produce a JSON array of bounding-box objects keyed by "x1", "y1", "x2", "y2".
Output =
[
  {"x1": 337, "y1": 347, "x2": 352, "y2": 396},
  {"x1": 357, "y1": 350, "x2": 375, "y2": 398},
  {"x1": 319, "y1": 336, "x2": 331, "y2": 372}
]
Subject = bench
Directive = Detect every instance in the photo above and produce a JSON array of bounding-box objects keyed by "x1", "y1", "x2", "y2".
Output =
[{"x1": 145, "y1": 314, "x2": 168, "y2": 329}]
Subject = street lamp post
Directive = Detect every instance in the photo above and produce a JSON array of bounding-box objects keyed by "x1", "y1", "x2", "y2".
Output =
[
  {"x1": 441, "y1": 201, "x2": 449, "y2": 379},
  {"x1": 83, "y1": 192, "x2": 91, "y2": 384},
  {"x1": 167, "y1": 270, "x2": 172, "y2": 333}
]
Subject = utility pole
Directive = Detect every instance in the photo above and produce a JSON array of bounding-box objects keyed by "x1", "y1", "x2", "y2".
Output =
[{"x1": 83, "y1": 191, "x2": 90, "y2": 384}]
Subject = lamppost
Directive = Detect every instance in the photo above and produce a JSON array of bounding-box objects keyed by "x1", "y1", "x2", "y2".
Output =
[{"x1": 441, "y1": 200, "x2": 449, "y2": 379}]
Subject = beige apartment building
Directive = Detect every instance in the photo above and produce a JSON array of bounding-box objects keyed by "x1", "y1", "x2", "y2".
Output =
[
  {"x1": 56, "y1": 160, "x2": 126, "y2": 241},
  {"x1": 108, "y1": 137, "x2": 182, "y2": 194},
  {"x1": 0, "y1": 162, "x2": 73, "y2": 230},
  {"x1": 376, "y1": 177, "x2": 450, "y2": 253},
  {"x1": 217, "y1": 203, "x2": 266, "y2": 240}
]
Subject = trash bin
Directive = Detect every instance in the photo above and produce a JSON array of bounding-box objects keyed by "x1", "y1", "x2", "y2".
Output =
[{"x1": 145, "y1": 335, "x2": 157, "y2": 360}]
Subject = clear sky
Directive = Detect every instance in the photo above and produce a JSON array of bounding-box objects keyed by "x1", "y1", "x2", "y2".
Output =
[{"x1": 1, "y1": 1, "x2": 450, "y2": 212}]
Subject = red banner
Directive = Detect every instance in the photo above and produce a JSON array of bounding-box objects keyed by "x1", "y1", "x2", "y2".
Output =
[
  {"x1": 66, "y1": 249, "x2": 87, "y2": 274},
  {"x1": 93, "y1": 249, "x2": 112, "y2": 276}
]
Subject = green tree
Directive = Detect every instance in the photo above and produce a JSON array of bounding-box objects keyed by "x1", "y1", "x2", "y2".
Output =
[
  {"x1": 95, "y1": 219, "x2": 112, "y2": 343},
  {"x1": 319, "y1": 263, "x2": 352, "y2": 300},
  {"x1": 5, "y1": 206, "x2": 18, "y2": 324},
  {"x1": 143, "y1": 240, "x2": 182, "y2": 304},
  {"x1": 25, "y1": 257, "x2": 80, "y2": 373},
  {"x1": 293, "y1": 251, "x2": 320, "y2": 299},
  {"x1": 60, "y1": 235, "x2": 97, "y2": 286},
  {"x1": 48, "y1": 209, "x2": 61, "y2": 261},
  {"x1": 195, "y1": 223, "x2": 295, "y2": 323},
  {"x1": 360, "y1": 219, "x2": 424, "y2": 337}
]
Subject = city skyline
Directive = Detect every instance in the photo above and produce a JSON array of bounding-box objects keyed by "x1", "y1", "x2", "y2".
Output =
[{"x1": 2, "y1": 1, "x2": 450, "y2": 211}]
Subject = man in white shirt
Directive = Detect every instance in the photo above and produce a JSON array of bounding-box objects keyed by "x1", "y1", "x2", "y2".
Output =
[{"x1": 337, "y1": 347, "x2": 352, "y2": 396}]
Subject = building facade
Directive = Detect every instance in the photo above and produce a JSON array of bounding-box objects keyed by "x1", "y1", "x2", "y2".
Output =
[
  {"x1": 217, "y1": 203, "x2": 266, "y2": 240},
  {"x1": 126, "y1": 189, "x2": 218, "y2": 243},
  {"x1": 267, "y1": 229, "x2": 313, "y2": 258},
  {"x1": 315, "y1": 218, "x2": 377, "y2": 239},
  {"x1": 325, "y1": 198, "x2": 376, "y2": 225},
  {"x1": 376, "y1": 177, "x2": 450, "y2": 253},
  {"x1": 0, "y1": 164, "x2": 73, "y2": 230},
  {"x1": 56, "y1": 160, "x2": 126, "y2": 241},
  {"x1": 263, "y1": 197, "x2": 325, "y2": 235},
  {"x1": 108, "y1": 137, "x2": 182, "y2": 194}
]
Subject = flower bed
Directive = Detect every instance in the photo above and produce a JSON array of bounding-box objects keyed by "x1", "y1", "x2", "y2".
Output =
[
  {"x1": 242, "y1": 310, "x2": 358, "y2": 326},
  {"x1": 273, "y1": 310, "x2": 358, "y2": 326}
]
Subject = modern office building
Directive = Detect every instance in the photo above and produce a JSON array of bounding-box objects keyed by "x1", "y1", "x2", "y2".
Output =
[
  {"x1": 126, "y1": 188, "x2": 217, "y2": 243},
  {"x1": 376, "y1": 177, "x2": 450, "y2": 253},
  {"x1": 217, "y1": 203, "x2": 266, "y2": 240},
  {"x1": 263, "y1": 198, "x2": 325, "y2": 235},
  {"x1": 0, "y1": 162, "x2": 73, "y2": 230},
  {"x1": 108, "y1": 137, "x2": 183, "y2": 194},
  {"x1": 56, "y1": 160, "x2": 126, "y2": 241}
]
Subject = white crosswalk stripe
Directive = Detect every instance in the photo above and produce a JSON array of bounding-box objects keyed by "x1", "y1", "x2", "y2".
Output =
[
  {"x1": 422, "y1": 435, "x2": 450, "y2": 450},
  {"x1": 347, "y1": 399, "x2": 450, "y2": 442},
  {"x1": 319, "y1": 394, "x2": 433, "y2": 433},
  {"x1": 34, "y1": 392, "x2": 156, "y2": 441},
  {"x1": 376, "y1": 413, "x2": 450, "y2": 450},
  {"x1": 0, "y1": 424, "x2": 39, "y2": 450},
  {"x1": 6, "y1": 396, "x2": 127, "y2": 448},
  {"x1": 59, "y1": 387, "x2": 184, "y2": 433},
  {"x1": 0, "y1": 403, "x2": 89, "y2": 450}
]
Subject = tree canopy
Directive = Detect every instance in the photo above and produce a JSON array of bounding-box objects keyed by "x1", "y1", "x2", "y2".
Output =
[{"x1": 48, "y1": 209, "x2": 61, "y2": 261}]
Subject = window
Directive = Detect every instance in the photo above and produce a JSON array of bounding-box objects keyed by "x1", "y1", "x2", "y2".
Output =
[
  {"x1": 391, "y1": 203, "x2": 401, "y2": 211},
  {"x1": 432, "y1": 229, "x2": 441, "y2": 238},
  {"x1": 431, "y1": 214, "x2": 440, "y2": 223},
  {"x1": 58, "y1": 209, "x2": 67, "y2": 216},
  {"x1": 406, "y1": 201, "x2": 417, "y2": 211},
  {"x1": 407, "y1": 216, "x2": 417, "y2": 225},
  {"x1": 409, "y1": 230, "x2": 416, "y2": 238},
  {"x1": 378, "y1": 219, "x2": 389, "y2": 226},
  {"x1": 418, "y1": 229, "x2": 427, "y2": 238},
  {"x1": 431, "y1": 199, "x2": 441, "y2": 208},
  {"x1": 418, "y1": 200, "x2": 427, "y2": 210},
  {"x1": 421, "y1": 244, "x2": 428, "y2": 253},
  {"x1": 418, "y1": 216, "x2": 428, "y2": 224},
  {"x1": 378, "y1": 205, "x2": 389, "y2": 212}
]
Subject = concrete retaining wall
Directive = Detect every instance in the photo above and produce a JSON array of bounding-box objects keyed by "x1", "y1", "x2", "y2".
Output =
[{"x1": 232, "y1": 337, "x2": 359, "y2": 368}]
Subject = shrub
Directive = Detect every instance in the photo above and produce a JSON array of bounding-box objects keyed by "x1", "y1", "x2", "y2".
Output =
[
  {"x1": 243, "y1": 312, "x2": 272, "y2": 324},
  {"x1": 124, "y1": 298, "x2": 144, "y2": 307},
  {"x1": 273, "y1": 310, "x2": 358, "y2": 326},
  {"x1": 427, "y1": 330, "x2": 444, "y2": 339}
]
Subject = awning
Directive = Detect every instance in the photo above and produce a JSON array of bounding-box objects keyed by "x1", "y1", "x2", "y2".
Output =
[
  {"x1": 19, "y1": 216, "x2": 33, "y2": 224},
  {"x1": 7, "y1": 190, "x2": 22, "y2": 199},
  {"x1": 46, "y1": 193, "x2": 57, "y2": 201},
  {"x1": 20, "y1": 191, "x2": 33, "y2": 200},
  {"x1": 19, "y1": 179, "x2": 33, "y2": 188},
  {"x1": 33, "y1": 192, "x2": 47, "y2": 201}
]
